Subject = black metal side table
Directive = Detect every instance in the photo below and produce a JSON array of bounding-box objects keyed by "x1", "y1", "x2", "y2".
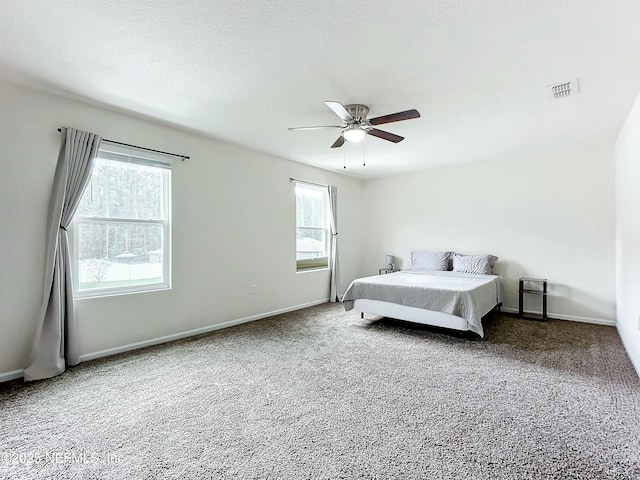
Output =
[{"x1": 518, "y1": 277, "x2": 548, "y2": 320}]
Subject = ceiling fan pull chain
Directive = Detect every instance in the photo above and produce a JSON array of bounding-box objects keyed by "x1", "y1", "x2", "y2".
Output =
[{"x1": 363, "y1": 136, "x2": 366, "y2": 167}]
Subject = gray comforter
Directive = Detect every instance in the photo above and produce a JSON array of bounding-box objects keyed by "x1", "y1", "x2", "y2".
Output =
[{"x1": 342, "y1": 270, "x2": 503, "y2": 336}]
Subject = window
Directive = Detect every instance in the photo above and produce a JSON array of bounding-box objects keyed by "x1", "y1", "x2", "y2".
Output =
[
  {"x1": 295, "y1": 183, "x2": 329, "y2": 271},
  {"x1": 73, "y1": 143, "x2": 172, "y2": 297}
]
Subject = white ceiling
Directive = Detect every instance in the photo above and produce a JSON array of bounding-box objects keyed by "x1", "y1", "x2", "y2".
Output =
[{"x1": 1, "y1": 1, "x2": 640, "y2": 179}]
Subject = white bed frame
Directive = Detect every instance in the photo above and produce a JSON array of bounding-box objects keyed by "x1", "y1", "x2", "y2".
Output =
[{"x1": 354, "y1": 298, "x2": 499, "y2": 332}]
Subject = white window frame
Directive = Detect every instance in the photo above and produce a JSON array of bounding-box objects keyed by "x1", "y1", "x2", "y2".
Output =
[
  {"x1": 73, "y1": 142, "x2": 172, "y2": 298},
  {"x1": 295, "y1": 182, "x2": 330, "y2": 272}
]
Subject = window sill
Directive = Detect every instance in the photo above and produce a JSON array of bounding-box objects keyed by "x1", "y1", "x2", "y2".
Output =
[
  {"x1": 296, "y1": 267, "x2": 330, "y2": 274},
  {"x1": 75, "y1": 284, "x2": 170, "y2": 300}
]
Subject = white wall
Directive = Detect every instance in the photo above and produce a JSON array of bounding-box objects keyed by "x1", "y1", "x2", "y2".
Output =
[
  {"x1": 361, "y1": 140, "x2": 616, "y2": 323},
  {"x1": 615, "y1": 89, "x2": 640, "y2": 373},
  {"x1": 0, "y1": 81, "x2": 363, "y2": 375}
]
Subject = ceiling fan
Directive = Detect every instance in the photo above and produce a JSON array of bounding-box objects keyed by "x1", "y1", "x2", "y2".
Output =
[{"x1": 289, "y1": 101, "x2": 421, "y2": 148}]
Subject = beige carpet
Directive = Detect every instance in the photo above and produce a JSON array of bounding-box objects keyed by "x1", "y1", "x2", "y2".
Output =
[{"x1": 1, "y1": 303, "x2": 639, "y2": 479}]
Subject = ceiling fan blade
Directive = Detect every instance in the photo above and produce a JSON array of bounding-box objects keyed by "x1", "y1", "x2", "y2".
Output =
[
  {"x1": 330, "y1": 135, "x2": 345, "y2": 148},
  {"x1": 325, "y1": 101, "x2": 353, "y2": 123},
  {"x1": 288, "y1": 125, "x2": 342, "y2": 131},
  {"x1": 367, "y1": 128, "x2": 404, "y2": 143},
  {"x1": 368, "y1": 109, "x2": 420, "y2": 126}
]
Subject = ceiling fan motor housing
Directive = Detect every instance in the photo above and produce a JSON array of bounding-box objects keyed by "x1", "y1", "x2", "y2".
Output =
[{"x1": 345, "y1": 104, "x2": 369, "y2": 123}]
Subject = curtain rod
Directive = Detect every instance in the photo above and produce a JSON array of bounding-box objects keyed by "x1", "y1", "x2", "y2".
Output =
[
  {"x1": 57, "y1": 128, "x2": 190, "y2": 161},
  {"x1": 289, "y1": 177, "x2": 328, "y2": 188}
]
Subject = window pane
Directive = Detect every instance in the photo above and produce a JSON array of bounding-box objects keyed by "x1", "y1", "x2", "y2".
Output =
[
  {"x1": 107, "y1": 161, "x2": 134, "y2": 218},
  {"x1": 77, "y1": 222, "x2": 165, "y2": 291},
  {"x1": 136, "y1": 165, "x2": 165, "y2": 219},
  {"x1": 296, "y1": 228, "x2": 326, "y2": 259},
  {"x1": 107, "y1": 161, "x2": 165, "y2": 219},
  {"x1": 296, "y1": 186, "x2": 325, "y2": 228},
  {"x1": 77, "y1": 161, "x2": 108, "y2": 217},
  {"x1": 76, "y1": 158, "x2": 166, "y2": 220}
]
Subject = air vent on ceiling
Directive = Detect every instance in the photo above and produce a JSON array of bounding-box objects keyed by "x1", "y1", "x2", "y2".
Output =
[{"x1": 547, "y1": 78, "x2": 579, "y2": 100}]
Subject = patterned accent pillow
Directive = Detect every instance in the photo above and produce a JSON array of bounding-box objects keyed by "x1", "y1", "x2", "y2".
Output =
[
  {"x1": 410, "y1": 251, "x2": 452, "y2": 271},
  {"x1": 452, "y1": 253, "x2": 498, "y2": 275}
]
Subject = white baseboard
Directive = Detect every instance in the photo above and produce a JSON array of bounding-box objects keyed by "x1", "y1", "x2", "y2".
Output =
[
  {"x1": 500, "y1": 307, "x2": 616, "y2": 327},
  {"x1": 0, "y1": 299, "x2": 329, "y2": 383},
  {"x1": 79, "y1": 298, "x2": 329, "y2": 362}
]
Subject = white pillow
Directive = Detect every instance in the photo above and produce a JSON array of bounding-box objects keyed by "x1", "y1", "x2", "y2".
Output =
[
  {"x1": 410, "y1": 251, "x2": 452, "y2": 271},
  {"x1": 452, "y1": 253, "x2": 498, "y2": 275}
]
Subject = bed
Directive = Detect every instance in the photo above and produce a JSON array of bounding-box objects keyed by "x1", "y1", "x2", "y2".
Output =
[{"x1": 342, "y1": 252, "x2": 504, "y2": 337}]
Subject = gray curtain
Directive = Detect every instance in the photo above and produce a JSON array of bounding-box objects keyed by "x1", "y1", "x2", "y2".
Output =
[
  {"x1": 328, "y1": 185, "x2": 341, "y2": 302},
  {"x1": 24, "y1": 127, "x2": 102, "y2": 381}
]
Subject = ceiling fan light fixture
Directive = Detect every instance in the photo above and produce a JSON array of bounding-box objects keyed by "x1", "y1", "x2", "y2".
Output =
[{"x1": 343, "y1": 125, "x2": 366, "y2": 143}]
